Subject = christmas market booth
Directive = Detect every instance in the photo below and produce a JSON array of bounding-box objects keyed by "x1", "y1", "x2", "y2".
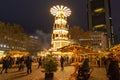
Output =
[{"x1": 8, "y1": 50, "x2": 29, "y2": 57}]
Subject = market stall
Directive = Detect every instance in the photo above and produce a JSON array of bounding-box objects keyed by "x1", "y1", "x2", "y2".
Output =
[{"x1": 8, "y1": 50, "x2": 29, "y2": 57}]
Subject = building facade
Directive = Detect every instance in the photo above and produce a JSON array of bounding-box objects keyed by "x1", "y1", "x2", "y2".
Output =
[
  {"x1": 87, "y1": 0, "x2": 114, "y2": 47},
  {"x1": 79, "y1": 31, "x2": 108, "y2": 50},
  {"x1": 90, "y1": 31, "x2": 108, "y2": 50}
]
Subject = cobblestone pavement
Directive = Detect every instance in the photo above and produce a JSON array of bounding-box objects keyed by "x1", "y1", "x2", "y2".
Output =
[
  {"x1": 0, "y1": 65, "x2": 74, "y2": 80},
  {"x1": 0, "y1": 65, "x2": 108, "y2": 80},
  {"x1": 89, "y1": 67, "x2": 108, "y2": 80}
]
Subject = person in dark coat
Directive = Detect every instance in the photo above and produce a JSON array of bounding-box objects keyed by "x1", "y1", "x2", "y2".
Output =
[
  {"x1": 0, "y1": 57, "x2": 9, "y2": 73},
  {"x1": 77, "y1": 58, "x2": 90, "y2": 80},
  {"x1": 96, "y1": 56, "x2": 100, "y2": 67},
  {"x1": 60, "y1": 56, "x2": 64, "y2": 71},
  {"x1": 107, "y1": 57, "x2": 120, "y2": 80},
  {"x1": 37, "y1": 56, "x2": 42, "y2": 68},
  {"x1": 25, "y1": 56, "x2": 33, "y2": 74},
  {"x1": 18, "y1": 56, "x2": 25, "y2": 71}
]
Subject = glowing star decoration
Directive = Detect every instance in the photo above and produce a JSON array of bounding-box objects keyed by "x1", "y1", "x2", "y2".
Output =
[{"x1": 50, "y1": 5, "x2": 71, "y2": 17}]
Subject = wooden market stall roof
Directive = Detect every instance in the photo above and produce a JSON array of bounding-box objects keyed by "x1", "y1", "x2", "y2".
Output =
[
  {"x1": 109, "y1": 44, "x2": 120, "y2": 54},
  {"x1": 57, "y1": 44, "x2": 92, "y2": 53},
  {"x1": 8, "y1": 50, "x2": 29, "y2": 56}
]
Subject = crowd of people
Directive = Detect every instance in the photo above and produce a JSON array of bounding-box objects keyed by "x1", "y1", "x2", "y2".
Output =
[
  {"x1": 0, "y1": 55, "x2": 73, "y2": 74},
  {"x1": 0, "y1": 53, "x2": 120, "y2": 80},
  {"x1": 0, "y1": 56, "x2": 13, "y2": 73},
  {"x1": 0, "y1": 56, "x2": 34, "y2": 74}
]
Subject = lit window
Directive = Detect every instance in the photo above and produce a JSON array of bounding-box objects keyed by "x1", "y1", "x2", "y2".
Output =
[
  {"x1": 4, "y1": 44, "x2": 6, "y2": 48},
  {"x1": 7, "y1": 46, "x2": 9, "y2": 48},
  {"x1": 1, "y1": 44, "x2": 3, "y2": 47},
  {"x1": 94, "y1": 8, "x2": 104, "y2": 13},
  {"x1": 94, "y1": 24, "x2": 105, "y2": 28},
  {"x1": 12, "y1": 46, "x2": 14, "y2": 49}
]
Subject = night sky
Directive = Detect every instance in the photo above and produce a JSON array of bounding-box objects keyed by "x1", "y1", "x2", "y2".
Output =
[{"x1": 0, "y1": 0, "x2": 120, "y2": 37}]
